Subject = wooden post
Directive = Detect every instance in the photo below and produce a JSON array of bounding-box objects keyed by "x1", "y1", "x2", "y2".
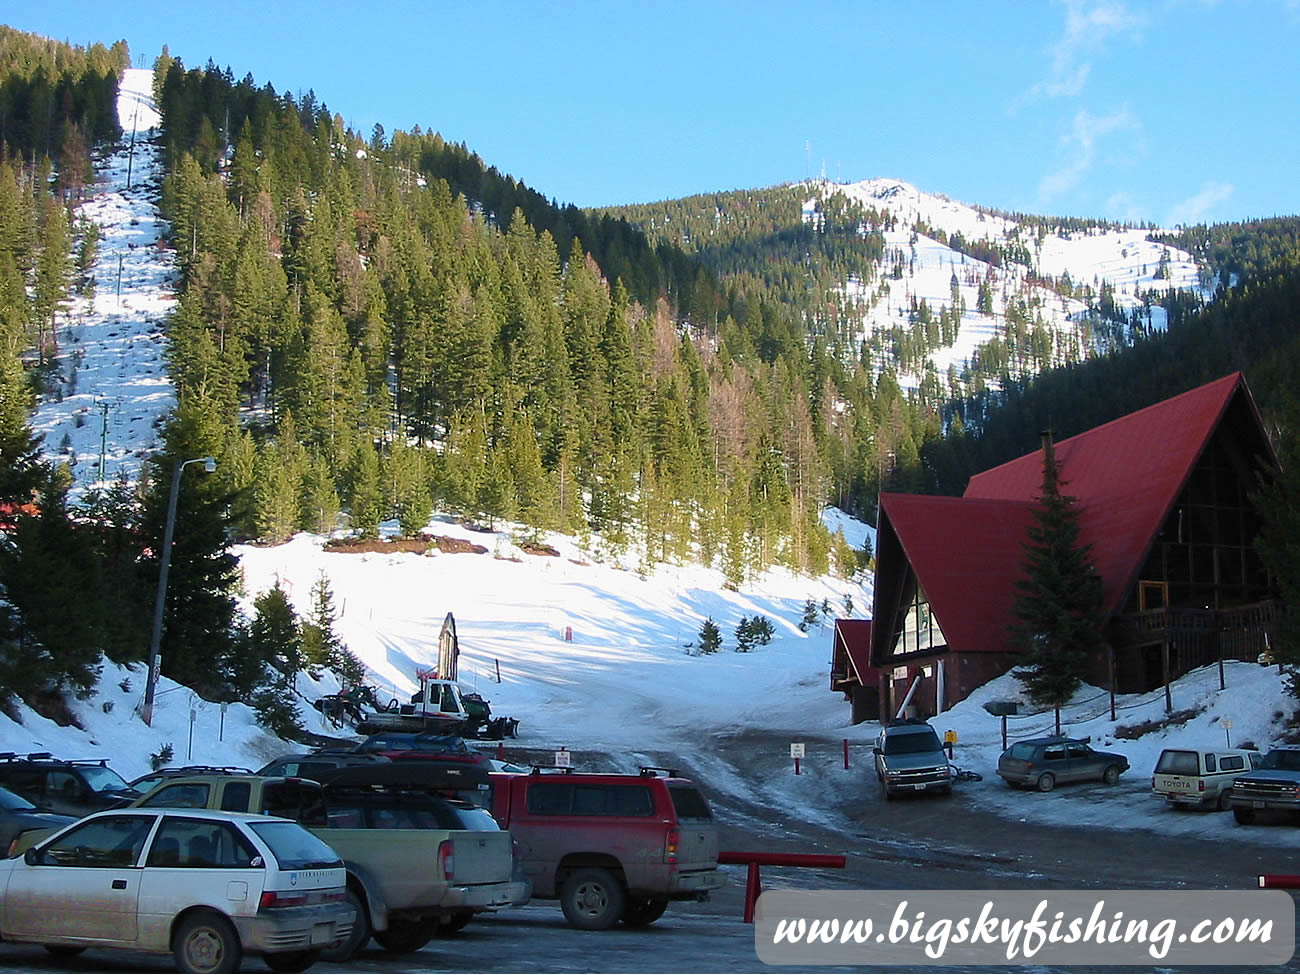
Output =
[
  {"x1": 1109, "y1": 645, "x2": 1116, "y2": 722},
  {"x1": 1170, "y1": 642, "x2": 1180, "y2": 717},
  {"x1": 842, "y1": 739, "x2": 849, "y2": 770}
]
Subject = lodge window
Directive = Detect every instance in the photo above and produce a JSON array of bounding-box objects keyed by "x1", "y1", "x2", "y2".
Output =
[
  {"x1": 892, "y1": 582, "x2": 946, "y2": 655},
  {"x1": 1134, "y1": 436, "x2": 1269, "y2": 610}
]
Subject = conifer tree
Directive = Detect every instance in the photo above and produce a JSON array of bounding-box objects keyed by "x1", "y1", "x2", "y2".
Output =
[
  {"x1": 300, "y1": 571, "x2": 345, "y2": 676},
  {"x1": 347, "y1": 438, "x2": 383, "y2": 538},
  {"x1": 138, "y1": 406, "x2": 242, "y2": 695},
  {"x1": 301, "y1": 454, "x2": 342, "y2": 535},
  {"x1": 1010, "y1": 435, "x2": 1105, "y2": 732},
  {"x1": 244, "y1": 583, "x2": 302, "y2": 693}
]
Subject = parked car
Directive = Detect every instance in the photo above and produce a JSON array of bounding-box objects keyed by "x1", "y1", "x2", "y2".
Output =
[
  {"x1": 129, "y1": 766, "x2": 521, "y2": 962},
  {"x1": 1228, "y1": 745, "x2": 1300, "y2": 824},
  {"x1": 873, "y1": 719, "x2": 954, "y2": 799},
  {"x1": 489, "y1": 766, "x2": 721, "y2": 930},
  {"x1": 0, "y1": 752, "x2": 139, "y2": 815},
  {"x1": 128, "y1": 765, "x2": 254, "y2": 796},
  {"x1": 1152, "y1": 748, "x2": 1261, "y2": 810},
  {"x1": 256, "y1": 750, "x2": 390, "y2": 779},
  {"x1": 0, "y1": 785, "x2": 75, "y2": 857},
  {"x1": 0, "y1": 806, "x2": 352, "y2": 972},
  {"x1": 997, "y1": 736, "x2": 1129, "y2": 791},
  {"x1": 351, "y1": 732, "x2": 493, "y2": 767}
]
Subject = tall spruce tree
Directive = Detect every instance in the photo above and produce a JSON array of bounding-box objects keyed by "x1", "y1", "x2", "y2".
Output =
[{"x1": 1010, "y1": 434, "x2": 1105, "y2": 733}]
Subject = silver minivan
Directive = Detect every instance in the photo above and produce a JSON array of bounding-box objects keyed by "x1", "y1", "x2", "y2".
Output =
[{"x1": 1152, "y1": 748, "x2": 1262, "y2": 810}]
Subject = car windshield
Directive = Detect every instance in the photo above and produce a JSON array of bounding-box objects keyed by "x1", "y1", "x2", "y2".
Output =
[
  {"x1": 249, "y1": 821, "x2": 342, "y2": 870},
  {"x1": 1259, "y1": 750, "x2": 1300, "y2": 772},
  {"x1": 1155, "y1": 751, "x2": 1199, "y2": 775},
  {"x1": 884, "y1": 732, "x2": 941, "y2": 755},
  {"x1": 80, "y1": 765, "x2": 131, "y2": 792},
  {"x1": 1005, "y1": 743, "x2": 1037, "y2": 760},
  {"x1": 0, "y1": 785, "x2": 37, "y2": 811}
]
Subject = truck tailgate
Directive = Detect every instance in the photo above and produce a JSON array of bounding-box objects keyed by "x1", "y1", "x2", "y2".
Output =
[
  {"x1": 451, "y1": 830, "x2": 514, "y2": 885},
  {"x1": 676, "y1": 822, "x2": 718, "y2": 872}
]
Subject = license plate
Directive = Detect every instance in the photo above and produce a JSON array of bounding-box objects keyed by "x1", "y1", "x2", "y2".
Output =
[
  {"x1": 310, "y1": 923, "x2": 334, "y2": 946},
  {"x1": 1254, "y1": 801, "x2": 1266, "y2": 809},
  {"x1": 911, "y1": 784, "x2": 926, "y2": 790}
]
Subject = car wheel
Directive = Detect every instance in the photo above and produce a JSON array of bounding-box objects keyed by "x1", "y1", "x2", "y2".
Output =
[
  {"x1": 43, "y1": 945, "x2": 86, "y2": 958},
  {"x1": 1217, "y1": 789, "x2": 1233, "y2": 811},
  {"x1": 1035, "y1": 772, "x2": 1055, "y2": 792},
  {"x1": 560, "y1": 867, "x2": 625, "y2": 930},
  {"x1": 263, "y1": 950, "x2": 320, "y2": 972},
  {"x1": 622, "y1": 897, "x2": 669, "y2": 927},
  {"x1": 173, "y1": 910, "x2": 242, "y2": 974},
  {"x1": 321, "y1": 888, "x2": 370, "y2": 962},
  {"x1": 372, "y1": 918, "x2": 433, "y2": 954},
  {"x1": 1102, "y1": 765, "x2": 1121, "y2": 786},
  {"x1": 1234, "y1": 806, "x2": 1256, "y2": 825}
]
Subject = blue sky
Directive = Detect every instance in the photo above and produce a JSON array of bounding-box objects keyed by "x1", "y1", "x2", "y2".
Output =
[{"x1": 12, "y1": 1, "x2": 1298, "y2": 225}]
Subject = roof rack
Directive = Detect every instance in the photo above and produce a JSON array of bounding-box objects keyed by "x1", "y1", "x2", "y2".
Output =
[
  {"x1": 0, "y1": 753, "x2": 110, "y2": 766},
  {"x1": 529, "y1": 765, "x2": 575, "y2": 775},
  {"x1": 639, "y1": 766, "x2": 678, "y2": 778}
]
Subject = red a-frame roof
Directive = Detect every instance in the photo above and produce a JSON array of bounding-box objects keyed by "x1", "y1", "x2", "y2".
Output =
[
  {"x1": 832, "y1": 619, "x2": 874, "y2": 689},
  {"x1": 872, "y1": 373, "x2": 1268, "y2": 663},
  {"x1": 877, "y1": 494, "x2": 1036, "y2": 655},
  {"x1": 964, "y1": 372, "x2": 1256, "y2": 616}
]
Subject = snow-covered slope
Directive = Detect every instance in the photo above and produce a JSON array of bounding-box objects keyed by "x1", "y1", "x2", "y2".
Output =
[
  {"x1": 31, "y1": 68, "x2": 176, "y2": 500},
  {"x1": 805, "y1": 177, "x2": 1204, "y2": 388}
]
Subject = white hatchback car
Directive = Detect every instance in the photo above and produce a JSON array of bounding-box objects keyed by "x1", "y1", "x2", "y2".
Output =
[{"x1": 0, "y1": 807, "x2": 353, "y2": 973}]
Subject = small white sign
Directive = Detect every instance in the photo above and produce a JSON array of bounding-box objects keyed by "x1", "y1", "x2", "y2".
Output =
[
  {"x1": 1220, "y1": 718, "x2": 1233, "y2": 730},
  {"x1": 790, "y1": 743, "x2": 805, "y2": 759},
  {"x1": 554, "y1": 748, "x2": 571, "y2": 768}
]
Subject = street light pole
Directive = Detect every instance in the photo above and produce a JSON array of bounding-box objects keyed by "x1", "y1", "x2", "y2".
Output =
[{"x1": 142, "y1": 456, "x2": 216, "y2": 726}]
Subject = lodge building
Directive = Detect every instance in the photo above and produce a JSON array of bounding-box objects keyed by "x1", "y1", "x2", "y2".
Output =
[{"x1": 830, "y1": 372, "x2": 1280, "y2": 723}]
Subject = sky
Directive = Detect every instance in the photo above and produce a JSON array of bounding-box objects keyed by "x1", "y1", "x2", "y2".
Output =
[{"x1": 10, "y1": 1, "x2": 1300, "y2": 226}]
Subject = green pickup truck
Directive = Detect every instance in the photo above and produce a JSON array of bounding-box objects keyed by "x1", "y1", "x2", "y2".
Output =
[{"x1": 126, "y1": 765, "x2": 524, "y2": 960}]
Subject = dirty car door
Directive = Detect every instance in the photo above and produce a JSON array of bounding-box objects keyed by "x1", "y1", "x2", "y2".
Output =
[{"x1": 4, "y1": 814, "x2": 152, "y2": 943}]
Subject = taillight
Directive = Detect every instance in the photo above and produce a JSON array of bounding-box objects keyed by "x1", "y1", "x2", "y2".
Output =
[
  {"x1": 664, "y1": 828, "x2": 679, "y2": 864},
  {"x1": 1198, "y1": 780, "x2": 1205, "y2": 792},
  {"x1": 259, "y1": 890, "x2": 308, "y2": 909},
  {"x1": 259, "y1": 888, "x2": 344, "y2": 908},
  {"x1": 439, "y1": 839, "x2": 454, "y2": 881}
]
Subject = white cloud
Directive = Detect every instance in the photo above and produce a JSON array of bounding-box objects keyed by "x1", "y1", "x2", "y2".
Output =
[
  {"x1": 1104, "y1": 191, "x2": 1145, "y2": 223},
  {"x1": 1014, "y1": 0, "x2": 1146, "y2": 107},
  {"x1": 1165, "y1": 182, "x2": 1235, "y2": 227},
  {"x1": 1038, "y1": 107, "x2": 1140, "y2": 199}
]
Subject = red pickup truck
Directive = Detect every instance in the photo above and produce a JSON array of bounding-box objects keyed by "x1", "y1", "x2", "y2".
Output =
[{"x1": 489, "y1": 767, "x2": 722, "y2": 929}]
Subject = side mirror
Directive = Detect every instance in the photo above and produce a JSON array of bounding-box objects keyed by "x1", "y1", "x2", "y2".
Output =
[
  {"x1": 872, "y1": 747, "x2": 882, "y2": 756},
  {"x1": 23, "y1": 847, "x2": 39, "y2": 865}
]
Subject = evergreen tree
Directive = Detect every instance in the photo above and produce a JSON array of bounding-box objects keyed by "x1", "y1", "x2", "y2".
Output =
[
  {"x1": 1010, "y1": 436, "x2": 1105, "y2": 732},
  {"x1": 799, "y1": 599, "x2": 820, "y2": 632},
  {"x1": 695, "y1": 617, "x2": 722, "y2": 655},
  {"x1": 245, "y1": 583, "x2": 301, "y2": 692},
  {"x1": 347, "y1": 438, "x2": 383, "y2": 537},
  {"x1": 138, "y1": 406, "x2": 242, "y2": 696},
  {"x1": 0, "y1": 469, "x2": 106, "y2": 697},
  {"x1": 300, "y1": 571, "x2": 344, "y2": 676}
]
